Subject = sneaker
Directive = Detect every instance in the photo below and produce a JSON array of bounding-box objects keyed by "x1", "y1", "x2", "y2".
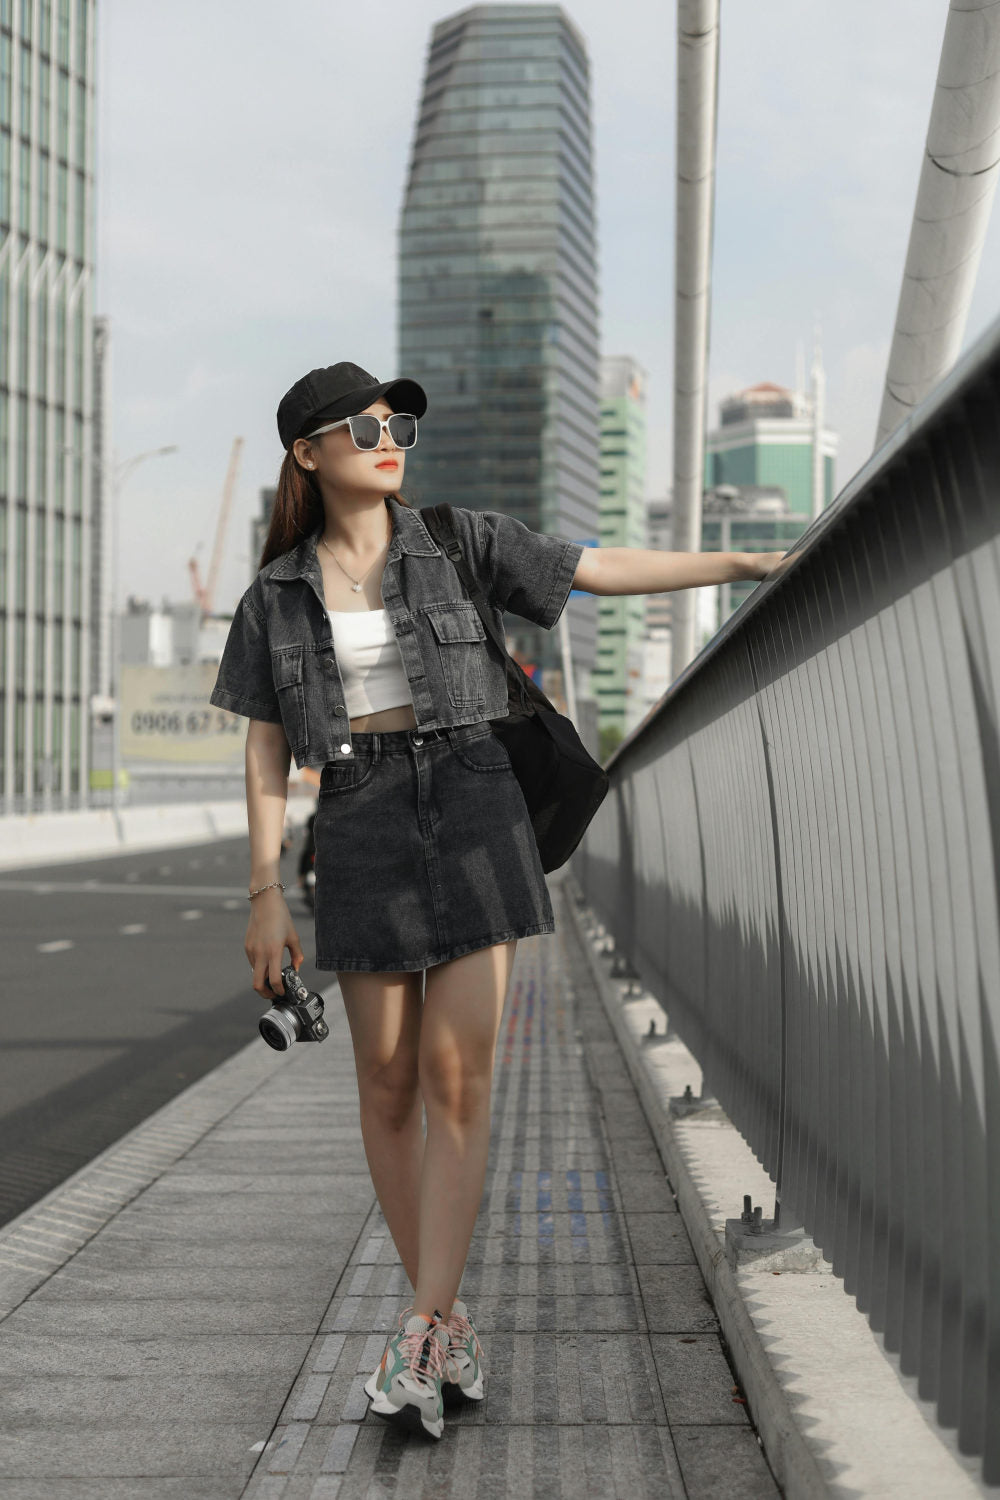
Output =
[
  {"x1": 365, "y1": 1308, "x2": 454, "y2": 1439},
  {"x1": 442, "y1": 1297, "x2": 485, "y2": 1403}
]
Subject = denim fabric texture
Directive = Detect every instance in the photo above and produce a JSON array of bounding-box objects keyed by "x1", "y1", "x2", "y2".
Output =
[
  {"x1": 312, "y1": 721, "x2": 555, "y2": 971},
  {"x1": 209, "y1": 496, "x2": 585, "y2": 770}
]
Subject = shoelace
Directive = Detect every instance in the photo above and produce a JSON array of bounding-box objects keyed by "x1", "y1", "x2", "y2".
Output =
[
  {"x1": 447, "y1": 1307, "x2": 484, "y2": 1360},
  {"x1": 393, "y1": 1309, "x2": 458, "y2": 1386},
  {"x1": 401, "y1": 1326, "x2": 455, "y2": 1386}
]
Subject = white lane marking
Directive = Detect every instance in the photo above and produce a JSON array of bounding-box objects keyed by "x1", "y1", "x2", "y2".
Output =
[
  {"x1": 37, "y1": 939, "x2": 74, "y2": 952},
  {"x1": 126, "y1": 872, "x2": 139, "y2": 881},
  {"x1": 0, "y1": 881, "x2": 249, "y2": 898},
  {"x1": 179, "y1": 909, "x2": 202, "y2": 921},
  {"x1": 120, "y1": 923, "x2": 147, "y2": 935},
  {"x1": 190, "y1": 858, "x2": 201, "y2": 868},
  {"x1": 222, "y1": 899, "x2": 243, "y2": 910},
  {"x1": 158, "y1": 865, "x2": 172, "y2": 875}
]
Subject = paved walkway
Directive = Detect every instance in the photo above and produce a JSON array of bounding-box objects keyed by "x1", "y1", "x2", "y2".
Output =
[{"x1": 0, "y1": 871, "x2": 780, "y2": 1499}]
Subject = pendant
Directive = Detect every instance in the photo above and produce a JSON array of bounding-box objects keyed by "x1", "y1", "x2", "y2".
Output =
[{"x1": 352, "y1": 582, "x2": 362, "y2": 592}]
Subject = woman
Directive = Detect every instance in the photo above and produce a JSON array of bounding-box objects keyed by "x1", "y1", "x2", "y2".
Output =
[{"x1": 210, "y1": 361, "x2": 786, "y2": 1441}]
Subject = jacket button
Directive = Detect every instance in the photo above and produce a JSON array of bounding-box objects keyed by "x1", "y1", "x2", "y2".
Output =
[
  {"x1": 334, "y1": 703, "x2": 346, "y2": 714},
  {"x1": 340, "y1": 743, "x2": 351, "y2": 754},
  {"x1": 324, "y1": 658, "x2": 335, "y2": 668}
]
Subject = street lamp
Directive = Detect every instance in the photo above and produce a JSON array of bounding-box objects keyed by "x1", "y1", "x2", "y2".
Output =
[
  {"x1": 702, "y1": 485, "x2": 750, "y2": 631},
  {"x1": 64, "y1": 442, "x2": 179, "y2": 815},
  {"x1": 106, "y1": 446, "x2": 179, "y2": 816}
]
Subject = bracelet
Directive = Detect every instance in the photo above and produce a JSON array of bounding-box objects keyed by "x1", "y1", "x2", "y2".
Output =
[{"x1": 248, "y1": 880, "x2": 285, "y2": 901}]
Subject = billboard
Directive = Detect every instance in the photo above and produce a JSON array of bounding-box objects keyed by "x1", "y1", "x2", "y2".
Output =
[{"x1": 119, "y1": 664, "x2": 246, "y2": 765}]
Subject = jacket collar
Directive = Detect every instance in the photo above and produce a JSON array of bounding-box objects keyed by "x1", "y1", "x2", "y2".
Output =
[{"x1": 267, "y1": 494, "x2": 440, "y2": 585}]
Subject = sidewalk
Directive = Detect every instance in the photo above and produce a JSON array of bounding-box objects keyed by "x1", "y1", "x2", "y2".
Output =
[
  {"x1": 0, "y1": 871, "x2": 779, "y2": 1499},
  {"x1": 0, "y1": 796, "x2": 314, "y2": 872}
]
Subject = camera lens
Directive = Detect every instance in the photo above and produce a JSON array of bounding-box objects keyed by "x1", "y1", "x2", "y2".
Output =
[{"x1": 259, "y1": 1006, "x2": 300, "y2": 1050}]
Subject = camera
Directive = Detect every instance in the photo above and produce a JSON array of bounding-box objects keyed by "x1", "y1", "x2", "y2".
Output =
[{"x1": 258, "y1": 965, "x2": 330, "y2": 1050}]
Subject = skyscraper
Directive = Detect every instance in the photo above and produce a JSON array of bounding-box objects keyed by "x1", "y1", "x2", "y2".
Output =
[
  {"x1": 0, "y1": 0, "x2": 97, "y2": 812},
  {"x1": 398, "y1": 2, "x2": 600, "y2": 690}
]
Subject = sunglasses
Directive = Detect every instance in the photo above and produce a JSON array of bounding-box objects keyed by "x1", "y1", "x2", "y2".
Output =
[{"x1": 305, "y1": 413, "x2": 418, "y2": 451}]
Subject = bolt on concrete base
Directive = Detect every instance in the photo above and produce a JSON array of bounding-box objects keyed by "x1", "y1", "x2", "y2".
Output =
[
  {"x1": 669, "y1": 1082, "x2": 723, "y2": 1118},
  {"x1": 725, "y1": 1216, "x2": 826, "y2": 1273}
]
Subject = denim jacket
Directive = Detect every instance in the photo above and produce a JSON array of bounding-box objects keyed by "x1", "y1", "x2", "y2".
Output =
[{"x1": 209, "y1": 495, "x2": 585, "y2": 769}]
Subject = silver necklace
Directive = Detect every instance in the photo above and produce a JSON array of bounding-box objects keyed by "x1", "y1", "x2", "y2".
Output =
[{"x1": 318, "y1": 517, "x2": 391, "y2": 593}]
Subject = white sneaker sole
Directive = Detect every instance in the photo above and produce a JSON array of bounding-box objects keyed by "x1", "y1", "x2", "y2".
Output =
[
  {"x1": 443, "y1": 1367, "x2": 485, "y2": 1401},
  {"x1": 369, "y1": 1387, "x2": 444, "y2": 1440}
]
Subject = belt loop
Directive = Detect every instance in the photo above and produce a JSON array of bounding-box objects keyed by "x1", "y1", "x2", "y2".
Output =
[{"x1": 372, "y1": 733, "x2": 382, "y2": 763}]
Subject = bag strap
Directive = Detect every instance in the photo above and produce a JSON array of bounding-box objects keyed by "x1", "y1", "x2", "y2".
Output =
[{"x1": 420, "y1": 503, "x2": 550, "y2": 715}]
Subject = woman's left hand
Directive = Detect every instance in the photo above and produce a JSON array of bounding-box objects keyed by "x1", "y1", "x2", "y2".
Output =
[{"x1": 749, "y1": 550, "x2": 794, "y2": 582}]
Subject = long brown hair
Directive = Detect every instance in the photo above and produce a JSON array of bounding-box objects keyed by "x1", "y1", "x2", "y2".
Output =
[{"x1": 258, "y1": 446, "x2": 414, "y2": 571}]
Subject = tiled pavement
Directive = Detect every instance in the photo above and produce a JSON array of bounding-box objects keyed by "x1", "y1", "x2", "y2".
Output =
[{"x1": 0, "y1": 872, "x2": 781, "y2": 1498}]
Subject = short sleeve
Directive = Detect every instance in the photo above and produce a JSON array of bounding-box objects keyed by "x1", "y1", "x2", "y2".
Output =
[
  {"x1": 208, "y1": 578, "x2": 283, "y2": 724},
  {"x1": 478, "y1": 509, "x2": 585, "y2": 629}
]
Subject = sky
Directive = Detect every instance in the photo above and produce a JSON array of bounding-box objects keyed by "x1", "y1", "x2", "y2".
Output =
[{"x1": 97, "y1": 0, "x2": 1000, "y2": 615}]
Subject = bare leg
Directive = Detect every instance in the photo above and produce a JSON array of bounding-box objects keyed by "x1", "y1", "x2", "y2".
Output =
[
  {"x1": 339, "y1": 969, "x2": 424, "y2": 1288},
  {"x1": 412, "y1": 938, "x2": 517, "y2": 1321}
]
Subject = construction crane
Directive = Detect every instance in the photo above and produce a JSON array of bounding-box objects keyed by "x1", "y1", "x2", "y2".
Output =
[{"x1": 189, "y1": 436, "x2": 244, "y2": 619}]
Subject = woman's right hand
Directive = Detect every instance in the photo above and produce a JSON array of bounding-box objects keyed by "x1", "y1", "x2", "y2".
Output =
[{"x1": 245, "y1": 889, "x2": 305, "y2": 1000}]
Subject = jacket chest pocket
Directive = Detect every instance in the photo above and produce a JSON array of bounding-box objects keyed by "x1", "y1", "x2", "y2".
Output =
[
  {"x1": 270, "y1": 645, "x2": 307, "y2": 750},
  {"x1": 424, "y1": 601, "x2": 486, "y2": 709}
]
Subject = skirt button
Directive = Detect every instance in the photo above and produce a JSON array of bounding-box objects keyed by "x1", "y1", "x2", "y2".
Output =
[
  {"x1": 339, "y1": 743, "x2": 351, "y2": 754},
  {"x1": 412, "y1": 736, "x2": 423, "y2": 746}
]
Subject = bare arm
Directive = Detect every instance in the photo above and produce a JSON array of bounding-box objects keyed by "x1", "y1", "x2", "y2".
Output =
[
  {"x1": 244, "y1": 719, "x2": 303, "y2": 999},
  {"x1": 572, "y1": 547, "x2": 790, "y2": 595}
]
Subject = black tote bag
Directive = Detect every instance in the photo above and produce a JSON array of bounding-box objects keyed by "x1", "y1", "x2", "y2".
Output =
[{"x1": 420, "y1": 504, "x2": 609, "y2": 873}]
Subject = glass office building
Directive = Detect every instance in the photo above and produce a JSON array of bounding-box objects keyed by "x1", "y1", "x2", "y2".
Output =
[
  {"x1": 398, "y1": 2, "x2": 600, "y2": 686},
  {"x1": 0, "y1": 0, "x2": 97, "y2": 812}
]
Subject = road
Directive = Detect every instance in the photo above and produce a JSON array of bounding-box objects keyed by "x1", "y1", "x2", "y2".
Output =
[{"x1": 0, "y1": 825, "x2": 324, "y2": 1228}]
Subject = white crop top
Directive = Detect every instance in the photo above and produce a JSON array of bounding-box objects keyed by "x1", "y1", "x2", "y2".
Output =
[{"x1": 327, "y1": 609, "x2": 414, "y2": 717}]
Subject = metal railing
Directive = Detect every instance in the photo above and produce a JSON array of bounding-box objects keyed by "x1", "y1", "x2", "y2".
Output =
[{"x1": 572, "y1": 308, "x2": 1000, "y2": 1484}]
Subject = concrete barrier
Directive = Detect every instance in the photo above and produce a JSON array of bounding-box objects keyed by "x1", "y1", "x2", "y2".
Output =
[{"x1": 0, "y1": 796, "x2": 315, "y2": 871}]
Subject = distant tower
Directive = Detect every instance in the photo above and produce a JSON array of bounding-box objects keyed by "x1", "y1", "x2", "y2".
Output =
[{"x1": 810, "y1": 319, "x2": 825, "y2": 522}]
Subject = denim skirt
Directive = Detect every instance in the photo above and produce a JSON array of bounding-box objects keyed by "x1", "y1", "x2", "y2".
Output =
[{"x1": 312, "y1": 721, "x2": 555, "y2": 972}]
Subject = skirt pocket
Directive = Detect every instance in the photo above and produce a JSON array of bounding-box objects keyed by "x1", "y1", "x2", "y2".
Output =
[
  {"x1": 319, "y1": 752, "x2": 377, "y2": 796},
  {"x1": 448, "y1": 726, "x2": 513, "y2": 774}
]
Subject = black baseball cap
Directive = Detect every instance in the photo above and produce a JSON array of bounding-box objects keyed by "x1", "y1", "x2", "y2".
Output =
[{"x1": 276, "y1": 361, "x2": 428, "y2": 451}]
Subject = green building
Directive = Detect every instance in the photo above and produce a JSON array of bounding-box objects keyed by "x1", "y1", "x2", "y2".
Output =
[
  {"x1": 705, "y1": 381, "x2": 836, "y2": 515},
  {"x1": 702, "y1": 380, "x2": 838, "y2": 627},
  {"x1": 594, "y1": 356, "x2": 647, "y2": 737}
]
